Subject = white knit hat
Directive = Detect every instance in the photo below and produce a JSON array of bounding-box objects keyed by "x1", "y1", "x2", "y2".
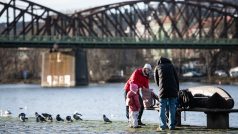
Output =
[{"x1": 143, "y1": 63, "x2": 152, "y2": 70}]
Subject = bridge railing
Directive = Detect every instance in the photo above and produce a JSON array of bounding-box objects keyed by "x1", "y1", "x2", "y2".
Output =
[{"x1": 0, "y1": 35, "x2": 238, "y2": 47}]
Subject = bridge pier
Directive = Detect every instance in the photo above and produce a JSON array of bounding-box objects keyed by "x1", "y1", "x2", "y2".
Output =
[
  {"x1": 75, "y1": 48, "x2": 89, "y2": 86},
  {"x1": 41, "y1": 49, "x2": 88, "y2": 87}
]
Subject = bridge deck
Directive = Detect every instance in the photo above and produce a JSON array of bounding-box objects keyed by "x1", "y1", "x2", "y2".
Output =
[{"x1": 1, "y1": 36, "x2": 238, "y2": 48}]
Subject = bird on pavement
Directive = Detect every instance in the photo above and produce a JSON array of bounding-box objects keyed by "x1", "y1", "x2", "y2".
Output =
[
  {"x1": 35, "y1": 112, "x2": 46, "y2": 122},
  {"x1": 5, "y1": 109, "x2": 12, "y2": 115},
  {"x1": 42, "y1": 113, "x2": 51, "y2": 118},
  {"x1": 73, "y1": 112, "x2": 83, "y2": 120},
  {"x1": 2, "y1": 109, "x2": 12, "y2": 116},
  {"x1": 18, "y1": 113, "x2": 28, "y2": 122},
  {"x1": 0, "y1": 109, "x2": 12, "y2": 117},
  {"x1": 56, "y1": 114, "x2": 64, "y2": 122},
  {"x1": 42, "y1": 113, "x2": 53, "y2": 122},
  {"x1": 66, "y1": 116, "x2": 73, "y2": 122},
  {"x1": 103, "y1": 114, "x2": 112, "y2": 123}
]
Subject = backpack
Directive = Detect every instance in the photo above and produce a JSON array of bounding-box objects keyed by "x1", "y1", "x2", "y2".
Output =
[{"x1": 178, "y1": 89, "x2": 193, "y2": 109}]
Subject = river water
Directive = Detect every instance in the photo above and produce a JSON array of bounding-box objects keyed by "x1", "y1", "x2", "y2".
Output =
[{"x1": 0, "y1": 82, "x2": 238, "y2": 133}]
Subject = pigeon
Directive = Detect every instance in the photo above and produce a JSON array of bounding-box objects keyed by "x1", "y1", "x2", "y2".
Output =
[
  {"x1": 18, "y1": 113, "x2": 28, "y2": 122},
  {"x1": 56, "y1": 114, "x2": 64, "y2": 122},
  {"x1": 73, "y1": 112, "x2": 83, "y2": 120},
  {"x1": 4, "y1": 110, "x2": 12, "y2": 116},
  {"x1": 42, "y1": 113, "x2": 53, "y2": 122},
  {"x1": 0, "y1": 109, "x2": 12, "y2": 117},
  {"x1": 103, "y1": 114, "x2": 112, "y2": 123},
  {"x1": 42, "y1": 113, "x2": 51, "y2": 117},
  {"x1": 35, "y1": 112, "x2": 46, "y2": 122},
  {"x1": 66, "y1": 116, "x2": 73, "y2": 122},
  {"x1": 47, "y1": 115, "x2": 53, "y2": 122}
]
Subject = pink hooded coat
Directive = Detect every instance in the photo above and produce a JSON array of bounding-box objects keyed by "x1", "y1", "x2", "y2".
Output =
[{"x1": 127, "y1": 84, "x2": 141, "y2": 111}]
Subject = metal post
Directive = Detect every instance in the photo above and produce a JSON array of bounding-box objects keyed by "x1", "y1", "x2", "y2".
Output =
[{"x1": 176, "y1": 110, "x2": 182, "y2": 126}]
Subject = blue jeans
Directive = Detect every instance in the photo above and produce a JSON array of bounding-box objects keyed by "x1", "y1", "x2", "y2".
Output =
[{"x1": 159, "y1": 98, "x2": 177, "y2": 129}]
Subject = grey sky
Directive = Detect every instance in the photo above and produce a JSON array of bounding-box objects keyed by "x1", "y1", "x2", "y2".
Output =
[
  {"x1": 2, "y1": 0, "x2": 131, "y2": 12},
  {"x1": 31, "y1": 0, "x2": 129, "y2": 12},
  {"x1": 0, "y1": 0, "x2": 131, "y2": 22}
]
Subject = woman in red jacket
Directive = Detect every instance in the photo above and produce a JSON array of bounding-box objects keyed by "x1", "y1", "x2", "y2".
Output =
[
  {"x1": 126, "y1": 83, "x2": 141, "y2": 128},
  {"x1": 124, "y1": 63, "x2": 152, "y2": 126}
]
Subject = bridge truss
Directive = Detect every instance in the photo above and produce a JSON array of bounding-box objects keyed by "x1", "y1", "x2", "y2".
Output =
[{"x1": 0, "y1": 0, "x2": 238, "y2": 48}]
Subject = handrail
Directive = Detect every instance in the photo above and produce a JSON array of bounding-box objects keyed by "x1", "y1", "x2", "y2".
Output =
[{"x1": 0, "y1": 35, "x2": 238, "y2": 45}]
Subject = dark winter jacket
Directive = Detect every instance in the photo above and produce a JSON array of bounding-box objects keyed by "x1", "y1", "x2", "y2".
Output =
[{"x1": 154, "y1": 57, "x2": 179, "y2": 98}]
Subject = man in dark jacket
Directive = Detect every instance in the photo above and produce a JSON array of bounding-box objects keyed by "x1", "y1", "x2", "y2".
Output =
[{"x1": 154, "y1": 57, "x2": 179, "y2": 130}]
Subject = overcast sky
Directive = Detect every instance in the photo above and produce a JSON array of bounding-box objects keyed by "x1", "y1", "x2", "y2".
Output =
[
  {"x1": 29, "y1": 0, "x2": 129, "y2": 12},
  {"x1": 1, "y1": 0, "x2": 132, "y2": 13},
  {"x1": 1, "y1": 0, "x2": 132, "y2": 22}
]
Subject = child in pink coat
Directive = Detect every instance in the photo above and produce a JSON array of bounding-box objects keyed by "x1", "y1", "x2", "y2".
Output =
[{"x1": 126, "y1": 83, "x2": 141, "y2": 128}]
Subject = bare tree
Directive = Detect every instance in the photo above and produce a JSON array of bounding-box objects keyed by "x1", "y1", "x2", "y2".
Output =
[
  {"x1": 0, "y1": 48, "x2": 19, "y2": 81},
  {"x1": 26, "y1": 49, "x2": 42, "y2": 79},
  {"x1": 87, "y1": 49, "x2": 146, "y2": 82},
  {"x1": 200, "y1": 49, "x2": 232, "y2": 80}
]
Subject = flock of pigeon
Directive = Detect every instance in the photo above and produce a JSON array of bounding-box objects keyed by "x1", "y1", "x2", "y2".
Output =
[
  {"x1": 1, "y1": 109, "x2": 112, "y2": 123},
  {"x1": 18, "y1": 112, "x2": 83, "y2": 122},
  {"x1": 17, "y1": 112, "x2": 112, "y2": 123}
]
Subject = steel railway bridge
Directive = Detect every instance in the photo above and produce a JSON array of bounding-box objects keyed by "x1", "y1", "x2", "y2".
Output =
[
  {"x1": 0, "y1": 0, "x2": 238, "y2": 48},
  {"x1": 1, "y1": 0, "x2": 238, "y2": 86}
]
